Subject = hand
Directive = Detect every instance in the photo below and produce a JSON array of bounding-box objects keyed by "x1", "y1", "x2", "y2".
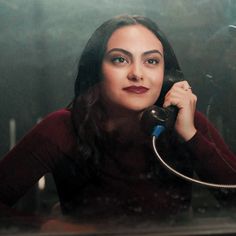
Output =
[{"x1": 163, "y1": 80, "x2": 197, "y2": 141}]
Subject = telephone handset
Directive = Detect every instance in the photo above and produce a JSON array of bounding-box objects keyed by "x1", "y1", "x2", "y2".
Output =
[
  {"x1": 140, "y1": 105, "x2": 178, "y2": 137},
  {"x1": 140, "y1": 72, "x2": 180, "y2": 137}
]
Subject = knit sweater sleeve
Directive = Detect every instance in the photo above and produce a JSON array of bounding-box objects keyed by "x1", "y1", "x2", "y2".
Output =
[
  {"x1": 184, "y1": 111, "x2": 236, "y2": 185},
  {"x1": 0, "y1": 109, "x2": 76, "y2": 208}
]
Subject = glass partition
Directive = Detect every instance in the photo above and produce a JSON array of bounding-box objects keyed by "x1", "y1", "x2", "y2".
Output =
[{"x1": 0, "y1": 0, "x2": 235, "y2": 235}]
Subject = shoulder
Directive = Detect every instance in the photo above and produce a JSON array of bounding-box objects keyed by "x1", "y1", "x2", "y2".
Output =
[
  {"x1": 194, "y1": 110, "x2": 212, "y2": 132},
  {"x1": 31, "y1": 108, "x2": 76, "y2": 151},
  {"x1": 194, "y1": 110, "x2": 208, "y2": 123},
  {"x1": 193, "y1": 110, "x2": 223, "y2": 139},
  {"x1": 39, "y1": 108, "x2": 72, "y2": 128}
]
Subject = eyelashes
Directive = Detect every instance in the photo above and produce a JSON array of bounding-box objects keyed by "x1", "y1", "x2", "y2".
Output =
[
  {"x1": 144, "y1": 58, "x2": 160, "y2": 69},
  {"x1": 111, "y1": 56, "x2": 128, "y2": 64},
  {"x1": 145, "y1": 58, "x2": 160, "y2": 65},
  {"x1": 109, "y1": 55, "x2": 160, "y2": 66}
]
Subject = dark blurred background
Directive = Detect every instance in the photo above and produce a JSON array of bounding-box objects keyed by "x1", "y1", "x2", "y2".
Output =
[{"x1": 0, "y1": 0, "x2": 235, "y2": 217}]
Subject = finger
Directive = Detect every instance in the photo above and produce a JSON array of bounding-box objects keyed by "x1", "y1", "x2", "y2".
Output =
[
  {"x1": 173, "y1": 80, "x2": 192, "y2": 91},
  {"x1": 164, "y1": 90, "x2": 197, "y2": 108},
  {"x1": 184, "y1": 86, "x2": 192, "y2": 92},
  {"x1": 163, "y1": 97, "x2": 183, "y2": 109},
  {"x1": 164, "y1": 87, "x2": 192, "y2": 103}
]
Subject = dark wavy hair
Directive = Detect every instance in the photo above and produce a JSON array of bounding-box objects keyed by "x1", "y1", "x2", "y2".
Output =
[{"x1": 71, "y1": 15, "x2": 183, "y2": 177}]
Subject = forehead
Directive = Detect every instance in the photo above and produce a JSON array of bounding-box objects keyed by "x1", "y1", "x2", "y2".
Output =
[{"x1": 106, "y1": 24, "x2": 163, "y2": 52}]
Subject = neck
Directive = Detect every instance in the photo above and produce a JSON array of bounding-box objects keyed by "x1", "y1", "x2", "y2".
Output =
[
  {"x1": 107, "y1": 113, "x2": 140, "y2": 131},
  {"x1": 103, "y1": 106, "x2": 146, "y2": 143}
]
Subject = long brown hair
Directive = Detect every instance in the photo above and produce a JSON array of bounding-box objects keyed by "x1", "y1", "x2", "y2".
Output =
[{"x1": 71, "y1": 15, "x2": 183, "y2": 177}]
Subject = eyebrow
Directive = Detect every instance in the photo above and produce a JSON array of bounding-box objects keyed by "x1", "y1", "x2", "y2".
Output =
[{"x1": 106, "y1": 48, "x2": 163, "y2": 57}]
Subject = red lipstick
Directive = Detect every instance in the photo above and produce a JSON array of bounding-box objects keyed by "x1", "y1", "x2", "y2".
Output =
[{"x1": 123, "y1": 86, "x2": 149, "y2": 94}]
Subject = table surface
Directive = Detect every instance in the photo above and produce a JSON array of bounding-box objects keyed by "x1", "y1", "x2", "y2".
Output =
[{"x1": 1, "y1": 216, "x2": 236, "y2": 236}]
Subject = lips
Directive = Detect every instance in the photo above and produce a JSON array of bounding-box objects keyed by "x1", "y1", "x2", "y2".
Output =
[{"x1": 123, "y1": 86, "x2": 149, "y2": 94}]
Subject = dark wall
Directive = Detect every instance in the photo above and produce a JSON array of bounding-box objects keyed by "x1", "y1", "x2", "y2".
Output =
[{"x1": 0, "y1": 0, "x2": 235, "y2": 156}]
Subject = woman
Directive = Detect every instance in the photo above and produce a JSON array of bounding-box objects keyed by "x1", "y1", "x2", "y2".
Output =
[{"x1": 0, "y1": 15, "x2": 236, "y2": 228}]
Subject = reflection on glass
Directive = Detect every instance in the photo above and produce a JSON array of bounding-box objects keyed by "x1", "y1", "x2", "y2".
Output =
[{"x1": 0, "y1": 1, "x2": 236, "y2": 235}]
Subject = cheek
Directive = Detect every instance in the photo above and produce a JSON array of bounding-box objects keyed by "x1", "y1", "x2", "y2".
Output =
[
  {"x1": 150, "y1": 71, "x2": 164, "y2": 92},
  {"x1": 101, "y1": 64, "x2": 124, "y2": 91},
  {"x1": 100, "y1": 72, "x2": 120, "y2": 101},
  {"x1": 102, "y1": 64, "x2": 115, "y2": 85},
  {"x1": 102, "y1": 73, "x2": 118, "y2": 92}
]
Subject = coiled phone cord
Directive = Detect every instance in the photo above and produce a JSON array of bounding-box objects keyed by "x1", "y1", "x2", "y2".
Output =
[{"x1": 152, "y1": 135, "x2": 236, "y2": 189}]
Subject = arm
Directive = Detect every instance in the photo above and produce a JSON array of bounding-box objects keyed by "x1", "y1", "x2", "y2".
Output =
[
  {"x1": 185, "y1": 111, "x2": 236, "y2": 184},
  {"x1": 0, "y1": 129, "x2": 54, "y2": 229},
  {"x1": 0, "y1": 109, "x2": 74, "y2": 227},
  {"x1": 163, "y1": 81, "x2": 236, "y2": 206},
  {"x1": 0, "y1": 133, "x2": 51, "y2": 208},
  {"x1": 163, "y1": 80, "x2": 236, "y2": 182},
  {"x1": 183, "y1": 111, "x2": 236, "y2": 206}
]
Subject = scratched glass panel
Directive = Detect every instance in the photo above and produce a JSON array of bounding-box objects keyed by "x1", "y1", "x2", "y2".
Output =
[{"x1": 0, "y1": 0, "x2": 235, "y2": 235}]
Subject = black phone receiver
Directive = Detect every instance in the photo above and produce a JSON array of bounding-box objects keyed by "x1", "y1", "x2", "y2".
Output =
[
  {"x1": 140, "y1": 70, "x2": 183, "y2": 137},
  {"x1": 140, "y1": 105, "x2": 178, "y2": 137}
]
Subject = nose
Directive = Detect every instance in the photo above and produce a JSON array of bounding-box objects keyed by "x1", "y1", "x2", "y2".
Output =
[{"x1": 127, "y1": 63, "x2": 143, "y2": 81}]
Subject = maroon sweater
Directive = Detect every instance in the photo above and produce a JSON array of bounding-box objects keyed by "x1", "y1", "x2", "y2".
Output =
[{"x1": 0, "y1": 109, "x2": 236, "y2": 221}]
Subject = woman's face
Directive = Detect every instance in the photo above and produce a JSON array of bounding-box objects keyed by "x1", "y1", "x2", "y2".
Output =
[{"x1": 101, "y1": 24, "x2": 164, "y2": 113}]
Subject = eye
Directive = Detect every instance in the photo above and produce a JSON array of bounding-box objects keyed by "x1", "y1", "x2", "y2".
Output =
[
  {"x1": 146, "y1": 58, "x2": 159, "y2": 65},
  {"x1": 111, "y1": 56, "x2": 128, "y2": 64}
]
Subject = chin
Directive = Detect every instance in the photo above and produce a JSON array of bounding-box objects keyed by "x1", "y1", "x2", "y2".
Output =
[{"x1": 124, "y1": 103, "x2": 154, "y2": 112}]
